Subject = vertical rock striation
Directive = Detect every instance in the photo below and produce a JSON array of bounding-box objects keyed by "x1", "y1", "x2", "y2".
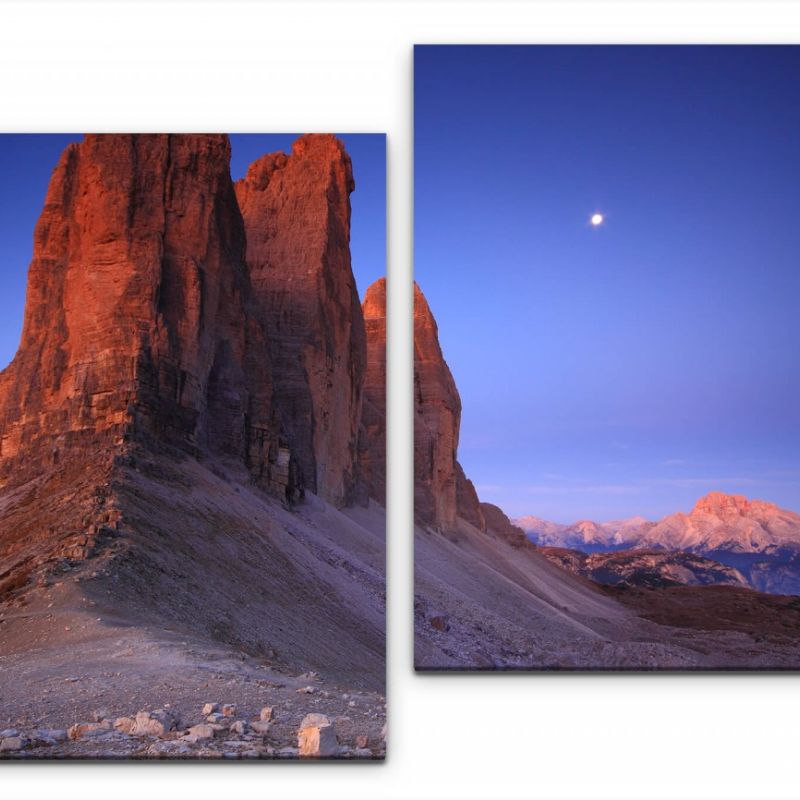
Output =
[
  {"x1": 0, "y1": 134, "x2": 289, "y2": 495},
  {"x1": 413, "y1": 282, "x2": 511, "y2": 536},
  {"x1": 235, "y1": 135, "x2": 366, "y2": 507},
  {"x1": 358, "y1": 277, "x2": 387, "y2": 506},
  {"x1": 413, "y1": 283, "x2": 461, "y2": 532},
  {"x1": 0, "y1": 135, "x2": 300, "y2": 576}
]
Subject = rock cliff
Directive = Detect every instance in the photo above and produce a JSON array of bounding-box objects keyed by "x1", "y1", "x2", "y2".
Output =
[
  {"x1": 0, "y1": 135, "x2": 309, "y2": 583},
  {"x1": 480, "y1": 502, "x2": 527, "y2": 547},
  {"x1": 413, "y1": 283, "x2": 515, "y2": 536},
  {"x1": 235, "y1": 135, "x2": 366, "y2": 506},
  {"x1": 455, "y1": 464, "x2": 485, "y2": 532},
  {"x1": 0, "y1": 133, "x2": 385, "y2": 598},
  {"x1": 0, "y1": 134, "x2": 289, "y2": 497},
  {"x1": 413, "y1": 283, "x2": 461, "y2": 532},
  {"x1": 358, "y1": 278, "x2": 387, "y2": 506}
]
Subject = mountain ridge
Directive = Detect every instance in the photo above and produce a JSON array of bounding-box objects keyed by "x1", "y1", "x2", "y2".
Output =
[{"x1": 517, "y1": 492, "x2": 800, "y2": 594}]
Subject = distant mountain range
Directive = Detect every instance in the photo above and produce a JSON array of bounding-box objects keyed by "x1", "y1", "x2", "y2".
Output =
[{"x1": 517, "y1": 492, "x2": 800, "y2": 595}]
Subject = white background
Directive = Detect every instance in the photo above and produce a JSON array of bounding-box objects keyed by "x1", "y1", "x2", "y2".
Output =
[{"x1": 2, "y1": 2, "x2": 800, "y2": 798}]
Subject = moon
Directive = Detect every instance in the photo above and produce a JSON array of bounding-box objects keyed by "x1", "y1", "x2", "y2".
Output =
[{"x1": 590, "y1": 213, "x2": 604, "y2": 226}]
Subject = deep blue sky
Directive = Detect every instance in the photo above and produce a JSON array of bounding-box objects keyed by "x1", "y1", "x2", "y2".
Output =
[
  {"x1": 0, "y1": 132, "x2": 385, "y2": 367},
  {"x1": 415, "y1": 45, "x2": 800, "y2": 522}
]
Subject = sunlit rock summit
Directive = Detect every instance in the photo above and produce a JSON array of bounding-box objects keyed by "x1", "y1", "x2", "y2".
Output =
[{"x1": 518, "y1": 492, "x2": 800, "y2": 594}]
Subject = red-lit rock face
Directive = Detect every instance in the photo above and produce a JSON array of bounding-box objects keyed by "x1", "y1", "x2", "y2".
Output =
[
  {"x1": 692, "y1": 492, "x2": 761, "y2": 518},
  {"x1": 235, "y1": 134, "x2": 366, "y2": 506},
  {"x1": 0, "y1": 134, "x2": 288, "y2": 495}
]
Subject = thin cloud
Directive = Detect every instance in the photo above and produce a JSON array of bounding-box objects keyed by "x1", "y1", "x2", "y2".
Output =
[
  {"x1": 646, "y1": 476, "x2": 759, "y2": 488},
  {"x1": 510, "y1": 484, "x2": 641, "y2": 496}
]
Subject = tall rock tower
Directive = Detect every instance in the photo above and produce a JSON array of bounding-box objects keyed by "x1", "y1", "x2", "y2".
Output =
[
  {"x1": 0, "y1": 134, "x2": 292, "y2": 574},
  {"x1": 235, "y1": 135, "x2": 366, "y2": 506}
]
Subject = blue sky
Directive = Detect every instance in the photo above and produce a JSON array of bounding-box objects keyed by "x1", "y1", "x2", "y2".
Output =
[
  {"x1": 415, "y1": 45, "x2": 800, "y2": 522},
  {"x1": 0, "y1": 132, "x2": 385, "y2": 369}
]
